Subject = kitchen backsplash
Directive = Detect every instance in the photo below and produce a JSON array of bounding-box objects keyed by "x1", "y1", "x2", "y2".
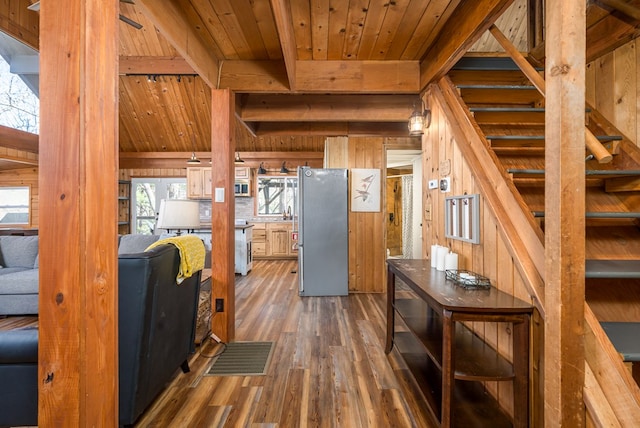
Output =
[{"x1": 198, "y1": 197, "x2": 254, "y2": 222}]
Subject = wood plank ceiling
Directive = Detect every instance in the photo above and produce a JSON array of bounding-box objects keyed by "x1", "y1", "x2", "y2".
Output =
[
  {"x1": 116, "y1": 0, "x2": 525, "y2": 153},
  {"x1": 4, "y1": 0, "x2": 640, "y2": 160}
]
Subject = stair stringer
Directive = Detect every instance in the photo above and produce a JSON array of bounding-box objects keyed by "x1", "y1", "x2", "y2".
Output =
[{"x1": 433, "y1": 76, "x2": 546, "y2": 315}]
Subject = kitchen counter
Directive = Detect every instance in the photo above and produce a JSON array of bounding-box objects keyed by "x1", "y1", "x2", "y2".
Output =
[
  {"x1": 246, "y1": 217, "x2": 297, "y2": 223},
  {"x1": 195, "y1": 224, "x2": 256, "y2": 230}
]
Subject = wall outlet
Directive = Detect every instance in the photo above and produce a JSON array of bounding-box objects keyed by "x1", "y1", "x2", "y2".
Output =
[
  {"x1": 439, "y1": 177, "x2": 450, "y2": 193},
  {"x1": 215, "y1": 298, "x2": 224, "y2": 312},
  {"x1": 428, "y1": 179, "x2": 438, "y2": 190}
]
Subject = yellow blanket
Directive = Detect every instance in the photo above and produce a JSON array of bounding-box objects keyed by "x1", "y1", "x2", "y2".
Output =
[{"x1": 146, "y1": 235, "x2": 206, "y2": 284}]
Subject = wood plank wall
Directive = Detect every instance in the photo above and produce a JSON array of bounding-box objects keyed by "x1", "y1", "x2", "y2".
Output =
[
  {"x1": 423, "y1": 95, "x2": 543, "y2": 424},
  {"x1": 325, "y1": 136, "x2": 386, "y2": 293},
  {"x1": 0, "y1": 166, "x2": 39, "y2": 228},
  {"x1": 586, "y1": 39, "x2": 639, "y2": 146}
]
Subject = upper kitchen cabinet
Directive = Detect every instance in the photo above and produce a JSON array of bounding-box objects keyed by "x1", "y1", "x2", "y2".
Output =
[
  {"x1": 235, "y1": 167, "x2": 252, "y2": 197},
  {"x1": 187, "y1": 167, "x2": 212, "y2": 199}
]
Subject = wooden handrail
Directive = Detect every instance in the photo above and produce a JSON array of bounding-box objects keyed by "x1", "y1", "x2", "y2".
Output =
[
  {"x1": 489, "y1": 25, "x2": 546, "y2": 94},
  {"x1": 435, "y1": 77, "x2": 546, "y2": 316},
  {"x1": 488, "y1": 24, "x2": 613, "y2": 163},
  {"x1": 597, "y1": 0, "x2": 640, "y2": 21}
]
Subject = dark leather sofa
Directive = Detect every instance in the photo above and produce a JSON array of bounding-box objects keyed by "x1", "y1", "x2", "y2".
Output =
[{"x1": 0, "y1": 243, "x2": 202, "y2": 427}]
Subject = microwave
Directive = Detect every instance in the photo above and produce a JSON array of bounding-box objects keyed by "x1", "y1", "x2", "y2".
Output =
[{"x1": 235, "y1": 181, "x2": 250, "y2": 196}]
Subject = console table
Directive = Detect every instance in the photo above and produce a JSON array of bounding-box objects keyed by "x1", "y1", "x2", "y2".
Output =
[{"x1": 386, "y1": 259, "x2": 533, "y2": 427}]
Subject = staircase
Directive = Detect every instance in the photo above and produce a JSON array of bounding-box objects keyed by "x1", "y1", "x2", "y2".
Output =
[
  {"x1": 448, "y1": 57, "x2": 640, "y2": 422},
  {"x1": 450, "y1": 61, "x2": 640, "y2": 282}
]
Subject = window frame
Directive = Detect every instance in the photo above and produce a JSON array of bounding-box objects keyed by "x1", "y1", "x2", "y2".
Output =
[
  {"x1": 0, "y1": 185, "x2": 31, "y2": 227},
  {"x1": 255, "y1": 175, "x2": 298, "y2": 217}
]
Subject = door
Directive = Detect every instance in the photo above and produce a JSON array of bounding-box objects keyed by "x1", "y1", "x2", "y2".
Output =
[{"x1": 131, "y1": 178, "x2": 187, "y2": 234}]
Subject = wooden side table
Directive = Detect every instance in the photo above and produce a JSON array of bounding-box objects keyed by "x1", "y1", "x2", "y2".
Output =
[
  {"x1": 386, "y1": 259, "x2": 533, "y2": 427},
  {"x1": 195, "y1": 268, "x2": 212, "y2": 345}
]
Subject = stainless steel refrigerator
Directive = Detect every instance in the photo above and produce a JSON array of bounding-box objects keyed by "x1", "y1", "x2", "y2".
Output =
[{"x1": 297, "y1": 167, "x2": 349, "y2": 296}]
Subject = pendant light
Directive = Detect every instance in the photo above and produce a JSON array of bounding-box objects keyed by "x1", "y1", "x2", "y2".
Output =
[
  {"x1": 186, "y1": 135, "x2": 201, "y2": 164},
  {"x1": 186, "y1": 152, "x2": 201, "y2": 165}
]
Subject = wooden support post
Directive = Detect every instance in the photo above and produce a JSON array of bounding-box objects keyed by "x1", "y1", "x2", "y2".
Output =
[
  {"x1": 544, "y1": 0, "x2": 586, "y2": 426},
  {"x1": 210, "y1": 89, "x2": 236, "y2": 343},
  {"x1": 38, "y1": 0, "x2": 119, "y2": 425}
]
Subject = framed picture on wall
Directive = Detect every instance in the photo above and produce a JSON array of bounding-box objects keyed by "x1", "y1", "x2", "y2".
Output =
[{"x1": 351, "y1": 168, "x2": 381, "y2": 212}]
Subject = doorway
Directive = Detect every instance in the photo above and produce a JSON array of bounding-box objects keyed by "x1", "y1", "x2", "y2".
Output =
[
  {"x1": 131, "y1": 178, "x2": 187, "y2": 234},
  {"x1": 386, "y1": 149, "x2": 422, "y2": 259}
]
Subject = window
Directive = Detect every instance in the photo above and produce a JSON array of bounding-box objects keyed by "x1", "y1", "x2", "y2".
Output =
[
  {"x1": 0, "y1": 186, "x2": 30, "y2": 225},
  {"x1": 257, "y1": 176, "x2": 297, "y2": 217},
  {"x1": 131, "y1": 178, "x2": 187, "y2": 234}
]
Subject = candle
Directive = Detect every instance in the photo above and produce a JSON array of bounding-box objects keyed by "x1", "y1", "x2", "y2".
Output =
[
  {"x1": 436, "y1": 246, "x2": 448, "y2": 271},
  {"x1": 444, "y1": 251, "x2": 458, "y2": 271},
  {"x1": 430, "y1": 244, "x2": 439, "y2": 268}
]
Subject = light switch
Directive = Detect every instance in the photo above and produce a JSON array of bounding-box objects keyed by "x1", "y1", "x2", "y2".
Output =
[
  {"x1": 428, "y1": 179, "x2": 438, "y2": 190},
  {"x1": 214, "y1": 187, "x2": 225, "y2": 202}
]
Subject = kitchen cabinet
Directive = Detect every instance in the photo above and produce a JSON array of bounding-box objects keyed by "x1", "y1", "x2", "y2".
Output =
[
  {"x1": 249, "y1": 221, "x2": 296, "y2": 259},
  {"x1": 187, "y1": 167, "x2": 212, "y2": 199},
  {"x1": 234, "y1": 167, "x2": 252, "y2": 197},
  {"x1": 269, "y1": 225, "x2": 289, "y2": 257},
  {"x1": 251, "y1": 223, "x2": 267, "y2": 257}
]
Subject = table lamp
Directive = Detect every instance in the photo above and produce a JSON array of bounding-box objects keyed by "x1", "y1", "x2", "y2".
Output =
[{"x1": 156, "y1": 199, "x2": 201, "y2": 235}]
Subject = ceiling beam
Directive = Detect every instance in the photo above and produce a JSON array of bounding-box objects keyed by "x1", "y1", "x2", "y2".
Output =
[
  {"x1": 296, "y1": 60, "x2": 420, "y2": 93},
  {"x1": 134, "y1": 0, "x2": 220, "y2": 88},
  {"x1": 253, "y1": 121, "x2": 412, "y2": 137},
  {"x1": 419, "y1": 0, "x2": 515, "y2": 90},
  {"x1": 0, "y1": 125, "x2": 39, "y2": 153},
  {"x1": 119, "y1": 151, "x2": 323, "y2": 169},
  {"x1": 239, "y1": 94, "x2": 415, "y2": 122},
  {"x1": 269, "y1": 0, "x2": 297, "y2": 90},
  {"x1": 118, "y1": 58, "x2": 419, "y2": 93},
  {"x1": 119, "y1": 56, "x2": 196, "y2": 75}
]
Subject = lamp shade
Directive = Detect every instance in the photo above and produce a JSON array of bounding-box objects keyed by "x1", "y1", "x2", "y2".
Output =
[{"x1": 156, "y1": 199, "x2": 201, "y2": 230}]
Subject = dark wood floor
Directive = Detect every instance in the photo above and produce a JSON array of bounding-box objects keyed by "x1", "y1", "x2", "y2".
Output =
[
  {"x1": 0, "y1": 260, "x2": 435, "y2": 427},
  {"x1": 135, "y1": 259, "x2": 435, "y2": 427}
]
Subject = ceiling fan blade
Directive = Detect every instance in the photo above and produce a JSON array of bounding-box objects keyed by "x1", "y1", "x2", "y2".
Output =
[{"x1": 119, "y1": 14, "x2": 143, "y2": 30}]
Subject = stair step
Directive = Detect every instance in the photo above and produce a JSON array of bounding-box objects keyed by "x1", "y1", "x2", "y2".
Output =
[
  {"x1": 453, "y1": 57, "x2": 543, "y2": 71},
  {"x1": 459, "y1": 85, "x2": 542, "y2": 105},
  {"x1": 599, "y1": 322, "x2": 640, "y2": 361},
  {"x1": 587, "y1": 260, "x2": 640, "y2": 279},
  {"x1": 492, "y1": 147, "x2": 545, "y2": 155},
  {"x1": 470, "y1": 107, "x2": 546, "y2": 113},
  {"x1": 457, "y1": 84, "x2": 537, "y2": 90},
  {"x1": 487, "y1": 135, "x2": 622, "y2": 141},
  {"x1": 507, "y1": 169, "x2": 640, "y2": 176},
  {"x1": 532, "y1": 211, "x2": 640, "y2": 219}
]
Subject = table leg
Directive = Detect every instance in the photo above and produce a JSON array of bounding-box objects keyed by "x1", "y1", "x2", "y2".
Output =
[
  {"x1": 512, "y1": 315, "x2": 530, "y2": 428},
  {"x1": 441, "y1": 309, "x2": 455, "y2": 427},
  {"x1": 385, "y1": 267, "x2": 395, "y2": 354}
]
